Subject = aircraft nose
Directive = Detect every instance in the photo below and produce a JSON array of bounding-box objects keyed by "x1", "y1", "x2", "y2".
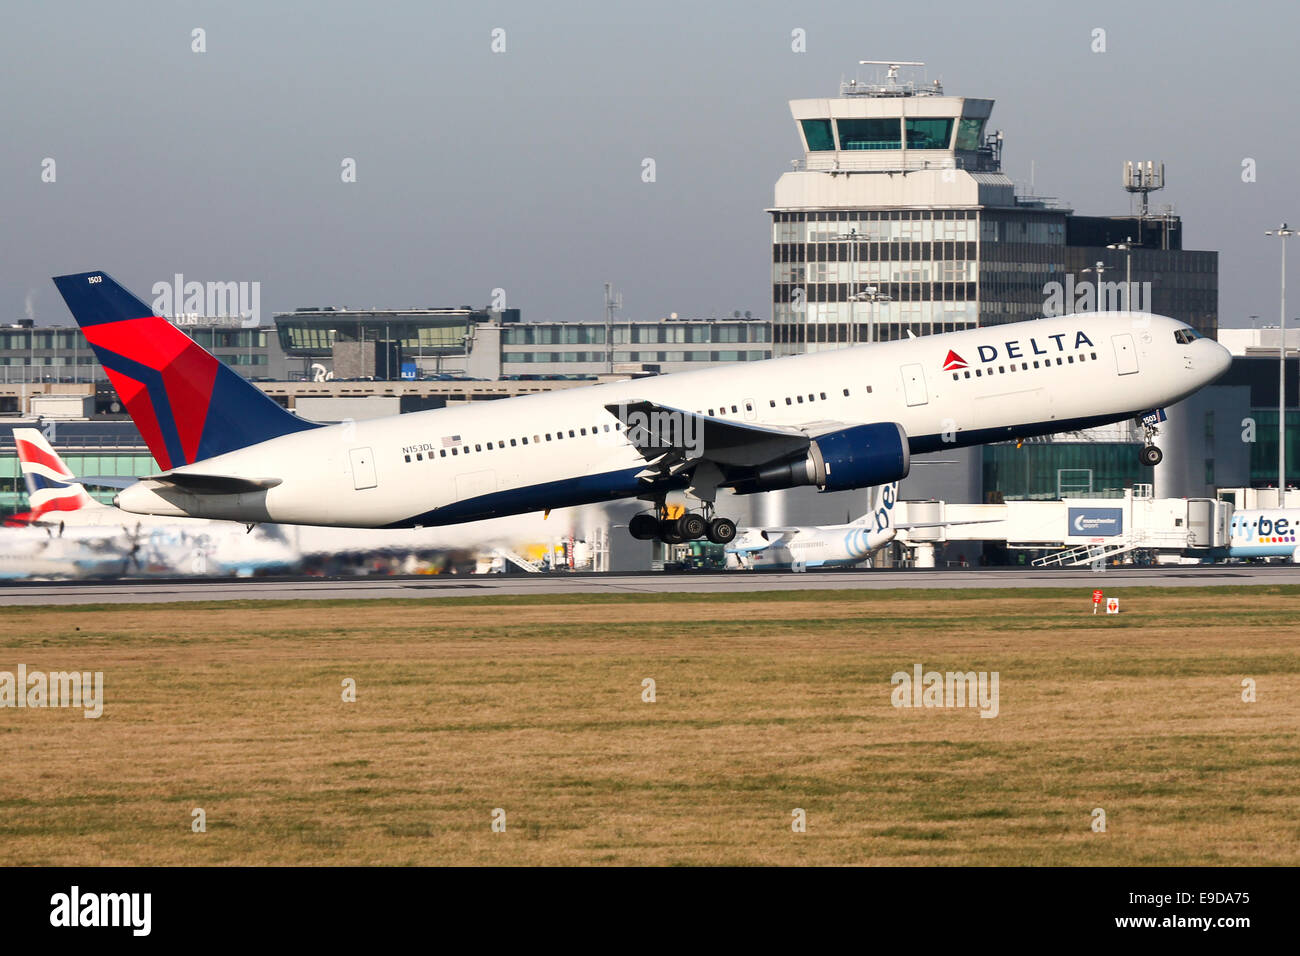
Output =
[{"x1": 1201, "y1": 338, "x2": 1232, "y2": 381}]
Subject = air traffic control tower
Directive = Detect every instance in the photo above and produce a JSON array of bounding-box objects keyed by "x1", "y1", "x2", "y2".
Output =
[{"x1": 769, "y1": 62, "x2": 1217, "y2": 356}]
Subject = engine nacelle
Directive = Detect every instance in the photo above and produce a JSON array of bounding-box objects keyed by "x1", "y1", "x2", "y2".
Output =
[
  {"x1": 729, "y1": 422, "x2": 910, "y2": 494},
  {"x1": 812, "y1": 422, "x2": 910, "y2": 492}
]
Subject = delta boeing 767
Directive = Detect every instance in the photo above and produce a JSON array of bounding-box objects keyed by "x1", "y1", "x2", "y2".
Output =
[{"x1": 53, "y1": 271, "x2": 1230, "y2": 543}]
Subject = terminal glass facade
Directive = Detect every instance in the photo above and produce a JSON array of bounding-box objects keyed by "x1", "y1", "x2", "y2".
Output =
[
  {"x1": 983, "y1": 443, "x2": 1151, "y2": 501},
  {"x1": 904, "y1": 117, "x2": 953, "y2": 149},
  {"x1": 0, "y1": 452, "x2": 155, "y2": 510},
  {"x1": 1250, "y1": 410, "x2": 1300, "y2": 487},
  {"x1": 836, "y1": 119, "x2": 900, "y2": 150},
  {"x1": 801, "y1": 119, "x2": 835, "y2": 151},
  {"x1": 772, "y1": 209, "x2": 982, "y2": 350}
]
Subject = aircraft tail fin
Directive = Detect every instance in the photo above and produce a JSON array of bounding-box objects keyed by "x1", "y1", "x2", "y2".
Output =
[
  {"x1": 851, "y1": 481, "x2": 899, "y2": 532},
  {"x1": 13, "y1": 427, "x2": 103, "y2": 519},
  {"x1": 51, "y1": 271, "x2": 319, "y2": 470}
]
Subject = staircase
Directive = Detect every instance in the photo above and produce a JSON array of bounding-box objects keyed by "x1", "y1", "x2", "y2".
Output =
[
  {"x1": 1033, "y1": 540, "x2": 1141, "y2": 568},
  {"x1": 492, "y1": 547, "x2": 543, "y2": 573},
  {"x1": 1032, "y1": 529, "x2": 1193, "y2": 568}
]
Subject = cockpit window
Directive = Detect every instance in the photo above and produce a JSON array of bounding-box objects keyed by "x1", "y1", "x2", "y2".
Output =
[{"x1": 1174, "y1": 328, "x2": 1202, "y2": 344}]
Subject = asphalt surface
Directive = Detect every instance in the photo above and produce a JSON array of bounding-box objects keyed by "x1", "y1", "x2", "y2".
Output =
[{"x1": 1, "y1": 564, "x2": 1295, "y2": 605}]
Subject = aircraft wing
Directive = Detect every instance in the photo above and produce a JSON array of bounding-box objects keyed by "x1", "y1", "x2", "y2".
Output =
[
  {"x1": 726, "y1": 528, "x2": 797, "y2": 554},
  {"x1": 604, "y1": 399, "x2": 871, "y2": 497},
  {"x1": 605, "y1": 399, "x2": 816, "y2": 467}
]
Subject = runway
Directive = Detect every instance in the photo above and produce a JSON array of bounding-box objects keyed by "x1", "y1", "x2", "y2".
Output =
[{"x1": 1, "y1": 564, "x2": 1295, "y2": 605}]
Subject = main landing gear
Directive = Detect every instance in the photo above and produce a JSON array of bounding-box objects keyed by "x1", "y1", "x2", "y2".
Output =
[
  {"x1": 629, "y1": 504, "x2": 737, "y2": 545},
  {"x1": 1139, "y1": 422, "x2": 1164, "y2": 467}
]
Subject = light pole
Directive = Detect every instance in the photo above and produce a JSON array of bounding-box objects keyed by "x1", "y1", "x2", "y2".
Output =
[
  {"x1": 853, "y1": 287, "x2": 892, "y2": 343},
  {"x1": 1265, "y1": 223, "x2": 1295, "y2": 501},
  {"x1": 1107, "y1": 239, "x2": 1134, "y2": 310},
  {"x1": 1082, "y1": 261, "x2": 1107, "y2": 311},
  {"x1": 837, "y1": 228, "x2": 858, "y2": 346}
]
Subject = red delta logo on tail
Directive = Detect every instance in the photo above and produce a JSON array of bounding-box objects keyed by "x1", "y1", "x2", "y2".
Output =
[
  {"x1": 79, "y1": 316, "x2": 221, "y2": 470},
  {"x1": 942, "y1": 349, "x2": 968, "y2": 371},
  {"x1": 51, "y1": 271, "x2": 319, "y2": 472}
]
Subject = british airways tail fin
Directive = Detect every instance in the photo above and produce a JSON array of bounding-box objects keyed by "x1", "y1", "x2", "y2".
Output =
[
  {"x1": 13, "y1": 427, "x2": 102, "y2": 520},
  {"x1": 51, "y1": 271, "x2": 318, "y2": 470}
]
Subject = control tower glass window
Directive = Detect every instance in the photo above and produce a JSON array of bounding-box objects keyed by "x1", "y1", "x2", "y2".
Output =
[
  {"x1": 955, "y1": 117, "x2": 985, "y2": 151},
  {"x1": 836, "y1": 118, "x2": 901, "y2": 150},
  {"x1": 801, "y1": 119, "x2": 835, "y2": 151},
  {"x1": 904, "y1": 118, "x2": 954, "y2": 150}
]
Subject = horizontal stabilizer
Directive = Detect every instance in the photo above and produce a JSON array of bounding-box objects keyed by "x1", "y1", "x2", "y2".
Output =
[
  {"x1": 78, "y1": 475, "x2": 140, "y2": 490},
  {"x1": 153, "y1": 473, "x2": 283, "y2": 495}
]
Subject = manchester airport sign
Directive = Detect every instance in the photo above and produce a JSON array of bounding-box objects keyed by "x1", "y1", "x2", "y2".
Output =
[{"x1": 1068, "y1": 507, "x2": 1123, "y2": 538}]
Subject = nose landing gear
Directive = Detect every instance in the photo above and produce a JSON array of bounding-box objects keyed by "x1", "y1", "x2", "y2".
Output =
[{"x1": 1139, "y1": 421, "x2": 1163, "y2": 467}]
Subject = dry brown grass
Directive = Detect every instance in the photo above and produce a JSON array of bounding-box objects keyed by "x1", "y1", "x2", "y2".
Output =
[{"x1": 0, "y1": 586, "x2": 1297, "y2": 865}]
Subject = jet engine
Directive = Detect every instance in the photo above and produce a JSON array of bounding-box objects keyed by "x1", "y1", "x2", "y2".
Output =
[{"x1": 728, "y1": 422, "x2": 910, "y2": 494}]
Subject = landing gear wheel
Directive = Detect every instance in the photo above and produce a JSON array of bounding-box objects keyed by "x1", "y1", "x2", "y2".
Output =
[
  {"x1": 677, "y1": 513, "x2": 708, "y2": 541},
  {"x1": 629, "y1": 514, "x2": 660, "y2": 540},
  {"x1": 1140, "y1": 445, "x2": 1163, "y2": 467},
  {"x1": 706, "y1": 517, "x2": 737, "y2": 544},
  {"x1": 658, "y1": 519, "x2": 684, "y2": 544}
]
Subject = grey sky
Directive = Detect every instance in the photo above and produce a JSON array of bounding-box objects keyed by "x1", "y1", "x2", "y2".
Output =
[{"x1": 2, "y1": 0, "x2": 1296, "y2": 329}]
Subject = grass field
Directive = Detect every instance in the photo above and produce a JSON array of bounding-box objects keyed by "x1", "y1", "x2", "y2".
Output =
[{"x1": 1, "y1": 585, "x2": 1297, "y2": 866}]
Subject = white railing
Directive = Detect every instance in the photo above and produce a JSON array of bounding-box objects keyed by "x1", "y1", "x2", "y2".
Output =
[
  {"x1": 1032, "y1": 528, "x2": 1195, "y2": 568},
  {"x1": 492, "y1": 547, "x2": 542, "y2": 573}
]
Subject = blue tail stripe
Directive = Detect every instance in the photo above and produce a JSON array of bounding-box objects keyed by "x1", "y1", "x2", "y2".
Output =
[
  {"x1": 25, "y1": 473, "x2": 70, "y2": 494},
  {"x1": 90, "y1": 346, "x2": 189, "y2": 469},
  {"x1": 197, "y1": 365, "x2": 318, "y2": 460}
]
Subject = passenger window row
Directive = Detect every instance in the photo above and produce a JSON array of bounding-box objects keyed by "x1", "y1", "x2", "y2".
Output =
[
  {"x1": 403, "y1": 422, "x2": 624, "y2": 463},
  {"x1": 767, "y1": 385, "x2": 872, "y2": 409},
  {"x1": 404, "y1": 381, "x2": 881, "y2": 465},
  {"x1": 951, "y1": 351, "x2": 1099, "y2": 381}
]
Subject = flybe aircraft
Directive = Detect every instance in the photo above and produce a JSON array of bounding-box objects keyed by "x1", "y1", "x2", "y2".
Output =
[
  {"x1": 727, "y1": 481, "x2": 990, "y2": 570},
  {"x1": 1227, "y1": 508, "x2": 1300, "y2": 562},
  {"x1": 52, "y1": 271, "x2": 1231, "y2": 543}
]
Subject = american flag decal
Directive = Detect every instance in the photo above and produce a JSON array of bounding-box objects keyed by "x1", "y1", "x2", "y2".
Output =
[{"x1": 441, "y1": 435, "x2": 462, "y2": 447}]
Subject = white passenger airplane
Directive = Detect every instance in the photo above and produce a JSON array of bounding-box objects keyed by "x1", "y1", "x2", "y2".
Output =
[
  {"x1": 726, "y1": 481, "x2": 990, "y2": 569},
  {"x1": 1226, "y1": 508, "x2": 1300, "y2": 562},
  {"x1": 12, "y1": 427, "x2": 299, "y2": 575},
  {"x1": 0, "y1": 525, "x2": 132, "y2": 580},
  {"x1": 52, "y1": 271, "x2": 1231, "y2": 542}
]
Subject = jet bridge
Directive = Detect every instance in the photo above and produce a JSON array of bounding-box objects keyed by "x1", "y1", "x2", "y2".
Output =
[{"x1": 893, "y1": 485, "x2": 1232, "y2": 567}]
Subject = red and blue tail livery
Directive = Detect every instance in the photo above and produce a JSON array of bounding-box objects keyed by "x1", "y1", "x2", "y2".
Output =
[
  {"x1": 52, "y1": 271, "x2": 318, "y2": 470},
  {"x1": 14, "y1": 427, "x2": 98, "y2": 521}
]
